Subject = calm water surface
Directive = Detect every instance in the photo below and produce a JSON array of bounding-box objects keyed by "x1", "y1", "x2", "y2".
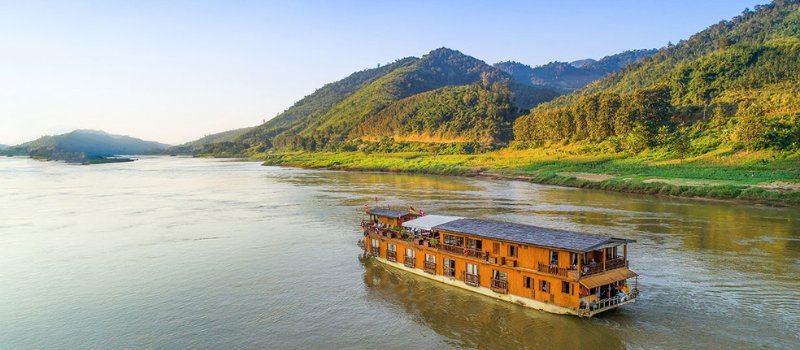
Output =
[{"x1": 1, "y1": 157, "x2": 798, "y2": 349}]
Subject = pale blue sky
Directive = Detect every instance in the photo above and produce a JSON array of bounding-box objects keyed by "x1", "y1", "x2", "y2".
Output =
[{"x1": 0, "y1": 0, "x2": 760, "y2": 145}]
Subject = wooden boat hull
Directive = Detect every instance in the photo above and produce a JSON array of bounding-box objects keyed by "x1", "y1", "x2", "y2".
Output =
[{"x1": 370, "y1": 254, "x2": 584, "y2": 316}]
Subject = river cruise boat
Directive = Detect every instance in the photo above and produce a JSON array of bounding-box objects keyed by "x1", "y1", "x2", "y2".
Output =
[{"x1": 361, "y1": 208, "x2": 639, "y2": 317}]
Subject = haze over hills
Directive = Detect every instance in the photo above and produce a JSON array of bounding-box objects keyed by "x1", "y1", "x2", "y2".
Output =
[
  {"x1": 3, "y1": 130, "x2": 170, "y2": 163},
  {"x1": 192, "y1": 47, "x2": 656, "y2": 154},
  {"x1": 514, "y1": 0, "x2": 800, "y2": 153},
  {"x1": 168, "y1": 127, "x2": 254, "y2": 155},
  {"x1": 494, "y1": 49, "x2": 658, "y2": 93},
  {"x1": 255, "y1": 0, "x2": 799, "y2": 205},
  {"x1": 235, "y1": 48, "x2": 560, "y2": 152}
]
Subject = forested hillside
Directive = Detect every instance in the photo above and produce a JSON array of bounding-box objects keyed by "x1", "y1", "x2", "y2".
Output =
[
  {"x1": 515, "y1": 0, "x2": 800, "y2": 153},
  {"x1": 352, "y1": 80, "x2": 518, "y2": 144},
  {"x1": 211, "y1": 48, "x2": 559, "y2": 153},
  {"x1": 232, "y1": 57, "x2": 419, "y2": 152},
  {"x1": 494, "y1": 49, "x2": 656, "y2": 92}
]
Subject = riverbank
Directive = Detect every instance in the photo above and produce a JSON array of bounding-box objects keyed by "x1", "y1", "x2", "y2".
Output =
[{"x1": 260, "y1": 147, "x2": 800, "y2": 206}]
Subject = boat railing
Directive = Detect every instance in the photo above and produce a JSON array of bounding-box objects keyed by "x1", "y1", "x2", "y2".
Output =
[
  {"x1": 364, "y1": 222, "x2": 394, "y2": 237},
  {"x1": 490, "y1": 279, "x2": 508, "y2": 293},
  {"x1": 424, "y1": 261, "x2": 436, "y2": 274},
  {"x1": 537, "y1": 262, "x2": 575, "y2": 278},
  {"x1": 582, "y1": 257, "x2": 626, "y2": 276},
  {"x1": 437, "y1": 243, "x2": 463, "y2": 254},
  {"x1": 464, "y1": 272, "x2": 480, "y2": 287},
  {"x1": 584, "y1": 289, "x2": 638, "y2": 315},
  {"x1": 404, "y1": 255, "x2": 415, "y2": 268},
  {"x1": 464, "y1": 247, "x2": 483, "y2": 259},
  {"x1": 437, "y1": 244, "x2": 483, "y2": 259},
  {"x1": 386, "y1": 250, "x2": 397, "y2": 262},
  {"x1": 606, "y1": 257, "x2": 626, "y2": 270},
  {"x1": 443, "y1": 266, "x2": 455, "y2": 278}
]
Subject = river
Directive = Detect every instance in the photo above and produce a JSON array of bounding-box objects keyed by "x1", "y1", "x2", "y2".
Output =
[{"x1": 0, "y1": 156, "x2": 798, "y2": 349}]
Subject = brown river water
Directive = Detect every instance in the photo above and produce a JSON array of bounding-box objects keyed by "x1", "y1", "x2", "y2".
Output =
[{"x1": 0, "y1": 156, "x2": 798, "y2": 349}]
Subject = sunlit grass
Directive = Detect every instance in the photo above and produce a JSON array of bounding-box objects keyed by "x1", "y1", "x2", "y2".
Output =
[{"x1": 261, "y1": 147, "x2": 800, "y2": 205}]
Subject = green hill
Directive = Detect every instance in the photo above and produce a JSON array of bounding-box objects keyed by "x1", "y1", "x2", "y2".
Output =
[
  {"x1": 514, "y1": 0, "x2": 800, "y2": 153},
  {"x1": 267, "y1": 48, "x2": 558, "y2": 151},
  {"x1": 231, "y1": 57, "x2": 420, "y2": 153},
  {"x1": 3, "y1": 130, "x2": 170, "y2": 163},
  {"x1": 168, "y1": 127, "x2": 254, "y2": 155},
  {"x1": 352, "y1": 81, "x2": 519, "y2": 144},
  {"x1": 202, "y1": 48, "x2": 559, "y2": 154},
  {"x1": 494, "y1": 49, "x2": 657, "y2": 92}
]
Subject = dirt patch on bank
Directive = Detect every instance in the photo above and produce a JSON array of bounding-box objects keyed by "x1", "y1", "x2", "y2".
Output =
[
  {"x1": 758, "y1": 181, "x2": 800, "y2": 193},
  {"x1": 557, "y1": 172, "x2": 615, "y2": 182},
  {"x1": 642, "y1": 178, "x2": 729, "y2": 187}
]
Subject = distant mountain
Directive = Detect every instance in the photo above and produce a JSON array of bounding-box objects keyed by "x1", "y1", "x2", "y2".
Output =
[
  {"x1": 3, "y1": 130, "x2": 170, "y2": 163},
  {"x1": 515, "y1": 0, "x2": 800, "y2": 153},
  {"x1": 202, "y1": 47, "x2": 560, "y2": 154},
  {"x1": 168, "y1": 127, "x2": 253, "y2": 155},
  {"x1": 494, "y1": 49, "x2": 657, "y2": 93},
  {"x1": 569, "y1": 59, "x2": 596, "y2": 68},
  {"x1": 0, "y1": 144, "x2": 8, "y2": 150}
]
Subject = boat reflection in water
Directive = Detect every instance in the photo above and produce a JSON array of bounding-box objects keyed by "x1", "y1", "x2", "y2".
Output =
[{"x1": 359, "y1": 256, "x2": 627, "y2": 349}]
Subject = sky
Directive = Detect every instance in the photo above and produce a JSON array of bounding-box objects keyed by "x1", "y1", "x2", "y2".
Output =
[{"x1": 0, "y1": 0, "x2": 761, "y2": 145}]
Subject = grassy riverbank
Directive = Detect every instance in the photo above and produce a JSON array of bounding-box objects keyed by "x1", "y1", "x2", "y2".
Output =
[{"x1": 261, "y1": 147, "x2": 800, "y2": 205}]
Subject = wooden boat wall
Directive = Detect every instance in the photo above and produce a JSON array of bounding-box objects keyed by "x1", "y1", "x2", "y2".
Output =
[{"x1": 362, "y1": 209, "x2": 639, "y2": 317}]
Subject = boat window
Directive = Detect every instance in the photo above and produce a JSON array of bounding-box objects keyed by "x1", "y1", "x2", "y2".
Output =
[
  {"x1": 606, "y1": 246, "x2": 617, "y2": 259},
  {"x1": 508, "y1": 245, "x2": 517, "y2": 257},
  {"x1": 561, "y1": 281, "x2": 572, "y2": 294},
  {"x1": 466, "y1": 238, "x2": 482, "y2": 251},
  {"x1": 492, "y1": 270, "x2": 507, "y2": 281},
  {"x1": 443, "y1": 258, "x2": 456, "y2": 277},
  {"x1": 523, "y1": 276, "x2": 533, "y2": 289},
  {"x1": 443, "y1": 234, "x2": 464, "y2": 247},
  {"x1": 540, "y1": 280, "x2": 550, "y2": 293}
]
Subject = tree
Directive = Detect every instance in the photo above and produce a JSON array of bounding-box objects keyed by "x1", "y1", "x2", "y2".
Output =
[
  {"x1": 735, "y1": 102, "x2": 767, "y2": 150},
  {"x1": 711, "y1": 104, "x2": 727, "y2": 130}
]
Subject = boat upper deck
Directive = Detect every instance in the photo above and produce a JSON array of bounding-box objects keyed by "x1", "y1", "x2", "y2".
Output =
[{"x1": 432, "y1": 218, "x2": 634, "y2": 253}]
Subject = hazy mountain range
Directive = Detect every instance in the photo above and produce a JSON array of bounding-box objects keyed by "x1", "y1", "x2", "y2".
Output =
[
  {"x1": 493, "y1": 49, "x2": 657, "y2": 93},
  {"x1": 9, "y1": 1, "x2": 798, "y2": 162},
  {"x1": 2, "y1": 130, "x2": 169, "y2": 163},
  {"x1": 185, "y1": 46, "x2": 655, "y2": 154},
  {"x1": 6, "y1": 47, "x2": 656, "y2": 158}
]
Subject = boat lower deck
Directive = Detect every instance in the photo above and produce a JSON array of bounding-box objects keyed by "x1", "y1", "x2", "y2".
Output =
[{"x1": 368, "y1": 252, "x2": 635, "y2": 317}]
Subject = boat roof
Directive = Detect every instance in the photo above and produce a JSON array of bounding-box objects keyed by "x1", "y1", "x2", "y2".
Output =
[
  {"x1": 368, "y1": 208, "x2": 413, "y2": 218},
  {"x1": 402, "y1": 215, "x2": 463, "y2": 231},
  {"x1": 579, "y1": 268, "x2": 638, "y2": 288},
  {"x1": 433, "y1": 218, "x2": 634, "y2": 253}
]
